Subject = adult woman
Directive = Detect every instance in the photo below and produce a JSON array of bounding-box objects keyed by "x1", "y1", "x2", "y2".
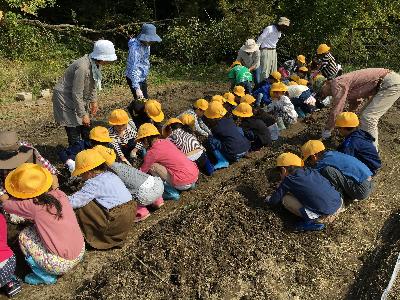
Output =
[
  {"x1": 53, "y1": 40, "x2": 117, "y2": 146},
  {"x1": 236, "y1": 39, "x2": 261, "y2": 85}
]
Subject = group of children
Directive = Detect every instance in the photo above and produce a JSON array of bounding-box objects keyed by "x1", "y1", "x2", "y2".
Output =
[{"x1": 0, "y1": 42, "x2": 381, "y2": 297}]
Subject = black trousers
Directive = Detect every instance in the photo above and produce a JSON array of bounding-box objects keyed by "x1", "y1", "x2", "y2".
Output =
[
  {"x1": 126, "y1": 77, "x2": 148, "y2": 100},
  {"x1": 65, "y1": 125, "x2": 90, "y2": 146}
]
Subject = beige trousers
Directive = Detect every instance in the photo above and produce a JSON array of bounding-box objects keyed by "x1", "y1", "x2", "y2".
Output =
[
  {"x1": 259, "y1": 49, "x2": 277, "y2": 80},
  {"x1": 359, "y1": 71, "x2": 400, "y2": 148}
]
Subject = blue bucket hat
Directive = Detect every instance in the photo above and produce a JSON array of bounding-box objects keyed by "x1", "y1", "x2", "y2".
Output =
[{"x1": 137, "y1": 23, "x2": 162, "y2": 43}]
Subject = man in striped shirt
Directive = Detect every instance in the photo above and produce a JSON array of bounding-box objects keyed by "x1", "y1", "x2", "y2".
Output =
[{"x1": 317, "y1": 44, "x2": 338, "y2": 80}]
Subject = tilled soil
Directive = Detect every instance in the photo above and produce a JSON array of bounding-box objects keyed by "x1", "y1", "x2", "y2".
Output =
[{"x1": 1, "y1": 82, "x2": 400, "y2": 300}]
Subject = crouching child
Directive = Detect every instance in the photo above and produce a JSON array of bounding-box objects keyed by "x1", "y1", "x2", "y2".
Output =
[{"x1": 266, "y1": 153, "x2": 343, "y2": 232}]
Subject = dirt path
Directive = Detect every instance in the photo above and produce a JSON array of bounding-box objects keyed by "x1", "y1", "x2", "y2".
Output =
[{"x1": 1, "y1": 82, "x2": 400, "y2": 299}]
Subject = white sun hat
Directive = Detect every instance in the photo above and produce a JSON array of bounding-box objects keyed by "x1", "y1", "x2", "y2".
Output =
[
  {"x1": 240, "y1": 39, "x2": 259, "y2": 53},
  {"x1": 90, "y1": 40, "x2": 117, "y2": 62}
]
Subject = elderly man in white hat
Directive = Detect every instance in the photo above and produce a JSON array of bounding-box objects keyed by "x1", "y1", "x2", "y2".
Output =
[
  {"x1": 256, "y1": 17, "x2": 290, "y2": 80},
  {"x1": 236, "y1": 39, "x2": 261, "y2": 85},
  {"x1": 53, "y1": 40, "x2": 117, "y2": 146}
]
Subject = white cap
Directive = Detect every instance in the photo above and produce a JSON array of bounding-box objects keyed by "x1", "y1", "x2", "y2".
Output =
[{"x1": 90, "y1": 40, "x2": 117, "y2": 62}]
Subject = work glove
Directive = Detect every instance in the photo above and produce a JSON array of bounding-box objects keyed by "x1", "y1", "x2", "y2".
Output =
[
  {"x1": 265, "y1": 196, "x2": 272, "y2": 204},
  {"x1": 65, "y1": 159, "x2": 76, "y2": 173},
  {"x1": 136, "y1": 88, "x2": 144, "y2": 99},
  {"x1": 321, "y1": 129, "x2": 332, "y2": 140}
]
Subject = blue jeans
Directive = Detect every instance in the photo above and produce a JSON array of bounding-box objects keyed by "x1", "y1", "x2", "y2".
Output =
[{"x1": 252, "y1": 68, "x2": 261, "y2": 86}]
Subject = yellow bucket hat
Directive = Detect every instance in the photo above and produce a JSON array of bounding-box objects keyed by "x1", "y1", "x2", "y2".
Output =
[
  {"x1": 145, "y1": 99, "x2": 165, "y2": 122},
  {"x1": 194, "y1": 99, "x2": 209, "y2": 111},
  {"x1": 211, "y1": 95, "x2": 226, "y2": 104},
  {"x1": 230, "y1": 60, "x2": 242, "y2": 68},
  {"x1": 179, "y1": 114, "x2": 195, "y2": 128},
  {"x1": 297, "y1": 55, "x2": 306, "y2": 64},
  {"x1": 204, "y1": 101, "x2": 227, "y2": 119},
  {"x1": 164, "y1": 118, "x2": 183, "y2": 128},
  {"x1": 335, "y1": 112, "x2": 360, "y2": 128},
  {"x1": 136, "y1": 123, "x2": 161, "y2": 141},
  {"x1": 5, "y1": 163, "x2": 53, "y2": 199},
  {"x1": 233, "y1": 86, "x2": 246, "y2": 97},
  {"x1": 93, "y1": 145, "x2": 116, "y2": 166},
  {"x1": 289, "y1": 81, "x2": 298, "y2": 86},
  {"x1": 276, "y1": 153, "x2": 304, "y2": 167},
  {"x1": 73, "y1": 149, "x2": 106, "y2": 177},
  {"x1": 317, "y1": 43, "x2": 331, "y2": 55},
  {"x1": 298, "y1": 79, "x2": 309, "y2": 86},
  {"x1": 89, "y1": 126, "x2": 112, "y2": 143},
  {"x1": 290, "y1": 74, "x2": 300, "y2": 82},
  {"x1": 240, "y1": 94, "x2": 256, "y2": 105},
  {"x1": 271, "y1": 71, "x2": 282, "y2": 81},
  {"x1": 301, "y1": 140, "x2": 326, "y2": 161},
  {"x1": 108, "y1": 109, "x2": 129, "y2": 125},
  {"x1": 233, "y1": 102, "x2": 253, "y2": 118},
  {"x1": 223, "y1": 92, "x2": 238, "y2": 106},
  {"x1": 270, "y1": 82, "x2": 288, "y2": 93},
  {"x1": 299, "y1": 66, "x2": 308, "y2": 72}
]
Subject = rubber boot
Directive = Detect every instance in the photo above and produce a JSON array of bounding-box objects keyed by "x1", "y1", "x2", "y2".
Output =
[
  {"x1": 212, "y1": 150, "x2": 229, "y2": 170},
  {"x1": 135, "y1": 205, "x2": 150, "y2": 222},
  {"x1": 24, "y1": 256, "x2": 57, "y2": 285},
  {"x1": 293, "y1": 220, "x2": 325, "y2": 232},
  {"x1": 203, "y1": 158, "x2": 215, "y2": 176},
  {"x1": 162, "y1": 182, "x2": 180, "y2": 201},
  {"x1": 151, "y1": 197, "x2": 164, "y2": 209}
]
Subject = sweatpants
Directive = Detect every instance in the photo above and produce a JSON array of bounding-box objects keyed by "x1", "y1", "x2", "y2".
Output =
[
  {"x1": 259, "y1": 49, "x2": 277, "y2": 80},
  {"x1": 320, "y1": 166, "x2": 373, "y2": 200}
]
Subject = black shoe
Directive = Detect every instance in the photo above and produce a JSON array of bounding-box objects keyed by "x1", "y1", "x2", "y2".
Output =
[{"x1": 4, "y1": 277, "x2": 22, "y2": 298}]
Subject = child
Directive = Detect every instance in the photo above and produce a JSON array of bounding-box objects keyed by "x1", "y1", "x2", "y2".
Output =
[
  {"x1": 59, "y1": 126, "x2": 112, "y2": 174},
  {"x1": 2, "y1": 163, "x2": 85, "y2": 285},
  {"x1": 301, "y1": 140, "x2": 373, "y2": 201},
  {"x1": 227, "y1": 61, "x2": 253, "y2": 93},
  {"x1": 223, "y1": 92, "x2": 238, "y2": 114},
  {"x1": 297, "y1": 66, "x2": 309, "y2": 80},
  {"x1": 108, "y1": 109, "x2": 143, "y2": 165},
  {"x1": 204, "y1": 101, "x2": 251, "y2": 168},
  {"x1": 287, "y1": 82, "x2": 316, "y2": 117},
  {"x1": 130, "y1": 99, "x2": 164, "y2": 130},
  {"x1": 283, "y1": 54, "x2": 306, "y2": 75},
  {"x1": 163, "y1": 118, "x2": 214, "y2": 176},
  {"x1": 232, "y1": 103, "x2": 271, "y2": 150},
  {"x1": 0, "y1": 213, "x2": 21, "y2": 296},
  {"x1": 266, "y1": 152, "x2": 343, "y2": 232},
  {"x1": 233, "y1": 85, "x2": 246, "y2": 104},
  {"x1": 136, "y1": 123, "x2": 199, "y2": 200},
  {"x1": 252, "y1": 71, "x2": 281, "y2": 107},
  {"x1": 179, "y1": 113, "x2": 196, "y2": 132},
  {"x1": 69, "y1": 149, "x2": 136, "y2": 249},
  {"x1": 240, "y1": 94, "x2": 256, "y2": 106},
  {"x1": 335, "y1": 112, "x2": 381, "y2": 175},
  {"x1": 266, "y1": 82, "x2": 298, "y2": 127},
  {"x1": 178, "y1": 99, "x2": 212, "y2": 137},
  {"x1": 317, "y1": 43, "x2": 338, "y2": 80},
  {"x1": 93, "y1": 145, "x2": 164, "y2": 222}
]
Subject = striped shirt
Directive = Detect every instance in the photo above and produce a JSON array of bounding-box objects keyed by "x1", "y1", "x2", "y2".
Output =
[
  {"x1": 178, "y1": 109, "x2": 212, "y2": 137},
  {"x1": 319, "y1": 53, "x2": 338, "y2": 80},
  {"x1": 108, "y1": 120, "x2": 143, "y2": 158},
  {"x1": 167, "y1": 128, "x2": 204, "y2": 154}
]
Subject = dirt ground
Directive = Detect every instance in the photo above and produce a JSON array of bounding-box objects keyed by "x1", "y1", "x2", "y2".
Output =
[{"x1": 1, "y1": 81, "x2": 400, "y2": 300}]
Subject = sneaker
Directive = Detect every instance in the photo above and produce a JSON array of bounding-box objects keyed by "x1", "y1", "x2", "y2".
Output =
[
  {"x1": 4, "y1": 277, "x2": 21, "y2": 297},
  {"x1": 293, "y1": 220, "x2": 325, "y2": 232}
]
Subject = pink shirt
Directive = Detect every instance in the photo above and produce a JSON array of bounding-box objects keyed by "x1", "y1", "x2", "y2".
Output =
[
  {"x1": 0, "y1": 214, "x2": 13, "y2": 262},
  {"x1": 326, "y1": 68, "x2": 391, "y2": 130},
  {"x1": 140, "y1": 139, "x2": 199, "y2": 186},
  {"x1": 3, "y1": 189, "x2": 84, "y2": 260}
]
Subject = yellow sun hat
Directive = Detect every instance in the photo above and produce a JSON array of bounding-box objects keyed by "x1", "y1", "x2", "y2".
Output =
[
  {"x1": 204, "y1": 101, "x2": 227, "y2": 119},
  {"x1": 89, "y1": 126, "x2": 112, "y2": 143},
  {"x1": 230, "y1": 60, "x2": 242, "y2": 68},
  {"x1": 5, "y1": 163, "x2": 53, "y2": 199},
  {"x1": 240, "y1": 94, "x2": 256, "y2": 105},
  {"x1": 271, "y1": 71, "x2": 282, "y2": 81},
  {"x1": 136, "y1": 123, "x2": 161, "y2": 141},
  {"x1": 297, "y1": 55, "x2": 306, "y2": 64},
  {"x1": 233, "y1": 85, "x2": 246, "y2": 97},
  {"x1": 298, "y1": 79, "x2": 309, "y2": 86},
  {"x1": 301, "y1": 140, "x2": 326, "y2": 161},
  {"x1": 223, "y1": 92, "x2": 238, "y2": 106},
  {"x1": 72, "y1": 149, "x2": 106, "y2": 177},
  {"x1": 335, "y1": 112, "x2": 360, "y2": 128},
  {"x1": 145, "y1": 99, "x2": 165, "y2": 122},
  {"x1": 232, "y1": 102, "x2": 253, "y2": 118},
  {"x1": 194, "y1": 98, "x2": 209, "y2": 111},
  {"x1": 276, "y1": 152, "x2": 304, "y2": 167},
  {"x1": 179, "y1": 114, "x2": 195, "y2": 128},
  {"x1": 299, "y1": 66, "x2": 309, "y2": 72},
  {"x1": 317, "y1": 43, "x2": 331, "y2": 55},
  {"x1": 164, "y1": 118, "x2": 183, "y2": 128},
  {"x1": 93, "y1": 145, "x2": 116, "y2": 166},
  {"x1": 108, "y1": 109, "x2": 129, "y2": 125},
  {"x1": 270, "y1": 82, "x2": 288, "y2": 93},
  {"x1": 289, "y1": 81, "x2": 298, "y2": 86},
  {"x1": 211, "y1": 95, "x2": 226, "y2": 104},
  {"x1": 290, "y1": 74, "x2": 300, "y2": 82}
]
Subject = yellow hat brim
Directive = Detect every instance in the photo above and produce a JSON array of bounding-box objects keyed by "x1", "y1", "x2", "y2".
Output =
[
  {"x1": 149, "y1": 111, "x2": 165, "y2": 123},
  {"x1": 226, "y1": 99, "x2": 238, "y2": 106},
  {"x1": 72, "y1": 160, "x2": 105, "y2": 177},
  {"x1": 233, "y1": 111, "x2": 253, "y2": 118},
  {"x1": 5, "y1": 167, "x2": 53, "y2": 199}
]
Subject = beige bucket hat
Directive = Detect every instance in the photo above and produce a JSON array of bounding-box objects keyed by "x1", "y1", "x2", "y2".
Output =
[
  {"x1": 240, "y1": 39, "x2": 259, "y2": 53},
  {"x1": 278, "y1": 17, "x2": 290, "y2": 26}
]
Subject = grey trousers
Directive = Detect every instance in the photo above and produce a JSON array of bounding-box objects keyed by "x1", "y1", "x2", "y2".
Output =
[
  {"x1": 259, "y1": 49, "x2": 277, "y2": 80},
  {"x1": 320, "y1": 166, "x2": 373, "y2": 200}
]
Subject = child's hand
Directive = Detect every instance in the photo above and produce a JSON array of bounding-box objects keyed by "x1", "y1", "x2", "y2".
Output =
[
  {"x1": 121, "y1": 157, "x2": 132, "y2": 166},
  {"x1": 265, "y1": 196, "x2": 271, "y2": 204},
  {"x1": 0, "y1": 193, "x2": 9, "y2": 201},
  {"x1": 130, "y1": 149, "x2": 138, "y2": 159}
]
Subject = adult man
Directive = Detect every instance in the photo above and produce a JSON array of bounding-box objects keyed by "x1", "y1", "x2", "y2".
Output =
[
  {"x1": 126, "y1": 23, "x2": 162, "y2": 119},
  {"x1": 317, "y1": 68, "x2": 400, "y2": 148},
  {"x1": 256, "y1": 17, "x2": 290, "y2": 80}
]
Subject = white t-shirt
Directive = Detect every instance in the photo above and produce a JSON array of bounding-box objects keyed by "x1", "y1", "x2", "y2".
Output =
[{"x1": 256, "y1": 25, "x2": 282, "y2": 49}]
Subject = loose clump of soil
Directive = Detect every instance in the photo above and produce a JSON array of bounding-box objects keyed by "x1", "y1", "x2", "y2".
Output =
[{"x1": 1, "y1": 82, "x2": 400, "y2": 300}]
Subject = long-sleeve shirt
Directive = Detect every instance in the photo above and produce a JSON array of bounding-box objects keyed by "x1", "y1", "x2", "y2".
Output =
[
  {"x1": 125, "y1": 38, "x2": 150, "y2": 89},
  {"x1": 69, "y1": 171, "x2": 132, "y2": 210},
  {"x1": 0, "y1": 214, "x2": 13, "y2": 262},
  {"x1": 228, "y1": 65, "x2": 253, "y2": 85},
  {"x1": 253, "y1": 81, "x2": 272, "y2": 105},
  {"x1": 319, "y1": 52, "x2": 338, "y2": 80},
  {"x1": 236, "y1": 49, "x2": 260, "y2": 70},
  {"x1": 140, "y1": 139, "x2": 199, "y2": 186},
  {"x1": 256, "y1": 25, "x2": 281, "y2": 49},
  {"x1": 337, "y1": 129, "x2": 381, "y2": 175},
  {"x1": 108, "y1": 120, "x2": 143, "y2": 159},
  {"x1": 167, "y1": 128, "x2": 204, "y2": 154},
  {"x1": 178, "y1": 109, "x2": 212, "y2": 137},
  {"x1": 240, "y1": 117, "x2": 272, "y2": 147},
  {"x1": 269, "y1": 168, "x2": 342, "y2": 216},
  {"x1": 266, "y1": 95, "x2": 298, "y2": 120},
  {"x1": 3, "y1": 189, "x2": 84, "y2": 260},
  {"x1": 326, "y1": 68, "x2": 391, "y2": 130}
]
